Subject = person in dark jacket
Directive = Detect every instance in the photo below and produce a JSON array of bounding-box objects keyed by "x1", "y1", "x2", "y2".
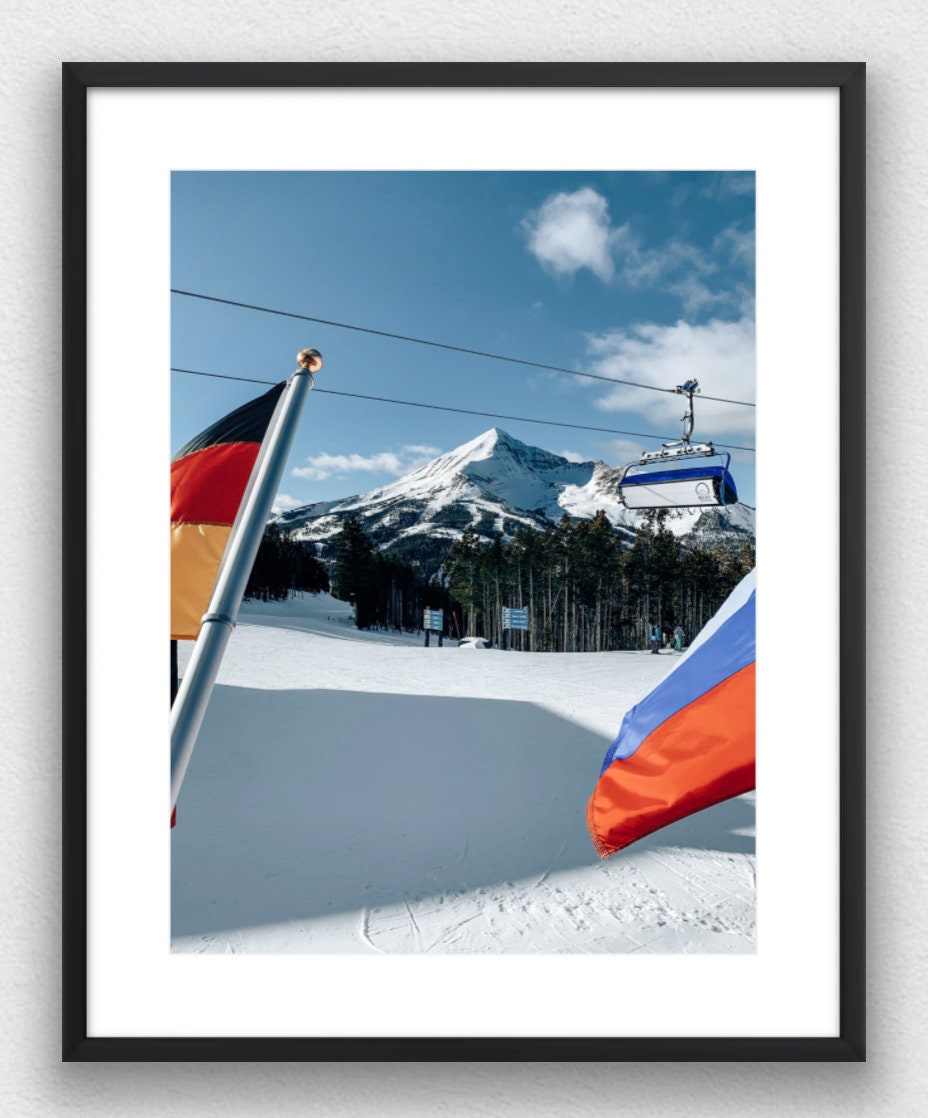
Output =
[{"x1": 650, "y1": 624, "x2": 661, "y2": 654}]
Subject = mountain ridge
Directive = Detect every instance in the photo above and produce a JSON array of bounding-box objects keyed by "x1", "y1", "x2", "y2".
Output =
[{"x1": 274, "y1": 427, "x2": 755, "y2": 568}]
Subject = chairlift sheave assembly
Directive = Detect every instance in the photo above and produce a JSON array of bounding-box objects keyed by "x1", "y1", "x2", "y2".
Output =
[{"x1": 618, "y1": 379, "x2": 739, "y2": 510}]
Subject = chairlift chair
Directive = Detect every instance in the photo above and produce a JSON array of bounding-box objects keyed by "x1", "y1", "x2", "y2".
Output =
[{"x1": 618, "y1": 379, "x2": 739, "y2": 511}]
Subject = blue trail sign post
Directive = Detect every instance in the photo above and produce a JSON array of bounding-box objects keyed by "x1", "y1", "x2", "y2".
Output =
[
  {"x1": 501, "y1": 606, "x2": 530, "y2": 651},
  {"x1": 423, "y1": 608, "x2": 444, "y2": 647}
]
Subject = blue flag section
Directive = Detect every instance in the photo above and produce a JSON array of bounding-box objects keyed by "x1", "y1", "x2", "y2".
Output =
[{"x1": 588, "y1": 570, "x2": 756, "y2": 858}]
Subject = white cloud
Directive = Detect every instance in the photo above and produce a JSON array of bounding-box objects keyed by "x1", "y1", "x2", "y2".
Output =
[
  {"x1": 521, "y1": 187, "x2": 616, "y2": 281},
  {"x1": 402, "y1": 444, "x2": 442, "y2": 457},
  {"x1": 664, "y1": 274, "x2": 742, "y2": 317},
  {"x1": 702, "y1": 172, "x2": 755, "y2": 199},
  {"x1": 621, "y1": 235, "x2": 717, "y2": 288},
  {"x1": 731, "y1": 283, "x2": 756, "y2": 319},
  {"x1": 272, "y1": 492, "x2": 303, "y2": 514},
  {"x1": 587, "y1": 316, "x2": 756, "y2": 443},
  {"x1": 522, "y1": 188, "x2": 753, "y2": 317},
  {"x1": 605, "y1": 437, "x2": 653, "y2": 467},
  {"x1": 292, "y1": 444, "x2": 442, "y2": 482},
  {"x1": 558, "y1": 449, "x2": 587, "y2": 463},
  {"x1": 714, "y1": 224, "x2": 755, "y2": 269},
  {"x1": 616, "y1": 235, "x2": 745, "y2": 318}
]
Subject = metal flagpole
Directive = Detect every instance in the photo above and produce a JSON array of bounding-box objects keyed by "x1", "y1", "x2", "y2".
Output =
[{"x1": 170, "y1": 348, "x2": 323, "y2": 812}]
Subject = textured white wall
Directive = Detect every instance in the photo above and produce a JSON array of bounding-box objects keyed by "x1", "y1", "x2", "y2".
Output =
[{"x1": 2, "y1": 1, "x2": 924, "y2": 1113}]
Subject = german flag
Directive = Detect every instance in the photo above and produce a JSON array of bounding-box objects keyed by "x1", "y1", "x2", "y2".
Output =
[{"x1": 171, "y1": 382, "x2": 287, "y2": 640}]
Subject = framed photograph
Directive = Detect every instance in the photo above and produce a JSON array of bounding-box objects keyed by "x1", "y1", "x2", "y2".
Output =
[{"x1": 63, "y1": 62, "x2": 865, "y2": 1060}]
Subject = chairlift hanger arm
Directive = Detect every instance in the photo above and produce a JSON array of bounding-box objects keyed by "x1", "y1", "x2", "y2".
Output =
[{"x1": 673, "y1": 378, "x2": 700, "y2": 445}]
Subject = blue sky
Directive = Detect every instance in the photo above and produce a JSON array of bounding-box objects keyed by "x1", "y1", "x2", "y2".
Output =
[{"x1": 171, "y1": 171, "x2": 756, "y2": 507}]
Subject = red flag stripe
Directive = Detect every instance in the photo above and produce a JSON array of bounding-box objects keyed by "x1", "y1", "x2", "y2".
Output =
[{"x1": 170, "y1": 442, "x2": 260, "y2": 525}]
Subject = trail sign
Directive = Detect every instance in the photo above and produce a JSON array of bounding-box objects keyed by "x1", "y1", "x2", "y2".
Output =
[
  {"x1": 501, "y1": 607, "x2": 529, "y2": 631},
  {"x1": 423, "y1": 608, "x2": 444, "y2": 648}
]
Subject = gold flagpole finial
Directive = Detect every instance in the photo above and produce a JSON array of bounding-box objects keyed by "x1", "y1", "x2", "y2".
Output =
[{"x1": 296, "y1": 348, "x2": 323, "y2": 373}]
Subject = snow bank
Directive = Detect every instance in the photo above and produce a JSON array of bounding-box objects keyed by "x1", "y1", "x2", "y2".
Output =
[{"x1": 172, "y1": 595, "x2": 755, "y2": 954}]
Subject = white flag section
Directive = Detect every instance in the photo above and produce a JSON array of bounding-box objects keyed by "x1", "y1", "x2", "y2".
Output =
[{"x1": 172, "y1": 591, "x2": 755, "y2": 955}]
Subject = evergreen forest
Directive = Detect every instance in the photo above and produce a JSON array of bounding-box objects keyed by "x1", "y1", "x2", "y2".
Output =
[
  {"x1": 244, "y1": 524, "x2": 330, "y2": 602},
  {"x1": 325, "y1": 512, "x2": 754, "y2": 651}
]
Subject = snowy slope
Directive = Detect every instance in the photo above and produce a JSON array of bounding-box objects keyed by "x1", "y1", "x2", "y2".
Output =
[
  {"x1": 172, "y1": 592, "x2": 756, "y2": 955},
  {"x1": 274, "y1": 428, "x2": 755, "y2": 560}
]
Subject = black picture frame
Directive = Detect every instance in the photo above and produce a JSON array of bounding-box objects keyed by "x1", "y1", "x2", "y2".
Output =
[{"x1": 62, "y1": 61, "x2": 865, "y2": 1062}]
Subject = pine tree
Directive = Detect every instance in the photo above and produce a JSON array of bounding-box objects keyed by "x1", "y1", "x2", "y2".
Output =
[
  {"x1": 487, "y1": 534, "x2": 505, "y2": 647},
  {"x1": 577, "y1": 510, "x2": 621, "y2": 651},
  {"x1": 245, "y1": 524, "x2": 330, "y2": 602},
  {"x1": 447, "y1": 525, "x2": 482, "y2": 636},
  {"x1": 650, "y1": 511, "x2": 681, "y2": 641},
  {"x1": 333, "y1": 515, "x2": 377, "y2": 628}
]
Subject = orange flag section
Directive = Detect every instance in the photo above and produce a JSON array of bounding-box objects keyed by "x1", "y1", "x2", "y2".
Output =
[
  {"x1": 170, "y1": 522, "x2": 232, "y2": 640},
  {"x1": 587, "y1": 662, "x2": 756, "y2": 858}
]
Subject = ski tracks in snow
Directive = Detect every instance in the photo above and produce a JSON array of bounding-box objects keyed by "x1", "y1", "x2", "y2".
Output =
[
  {"x1": 356, "y1": 846, "x2": 755, "y2": 955},
  {"x1": 174, "y1": 605, "x2": 755, "y2": 956},
  {"x1": 179, "y1": 843, "x2": 755, "y2": 956}
]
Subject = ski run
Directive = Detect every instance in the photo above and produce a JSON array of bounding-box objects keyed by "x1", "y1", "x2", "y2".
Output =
[{"x1": 172, "y1": 591, "x2": 756, "y2": 955}]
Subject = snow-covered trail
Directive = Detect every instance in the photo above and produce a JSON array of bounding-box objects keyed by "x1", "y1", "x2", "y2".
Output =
[{"x1": 172, "y1": 593, "x2": 755, "y2": 954}]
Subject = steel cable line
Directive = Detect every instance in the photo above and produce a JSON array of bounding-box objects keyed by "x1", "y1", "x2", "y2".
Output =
[
  {"x1": 170, "y1": 366, "x2": 756, "y2": 452},
  {"x1": 170, "y1": 288, "x2": 757, "y2": 408}
]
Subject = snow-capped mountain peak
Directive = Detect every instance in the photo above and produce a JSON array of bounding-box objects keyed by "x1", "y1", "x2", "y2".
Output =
[{"x1": 275, "y1": 428, "x2": 754, "y2": 568}]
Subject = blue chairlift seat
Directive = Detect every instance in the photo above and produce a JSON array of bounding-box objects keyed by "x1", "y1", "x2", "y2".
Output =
[{"x1": 619, "y1": 449, "x2": 738, "y2": 510}]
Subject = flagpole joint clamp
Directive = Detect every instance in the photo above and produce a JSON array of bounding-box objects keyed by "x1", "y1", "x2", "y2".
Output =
[{"x1": 201, "y1": 612, "x2": 237, "y2": 632}]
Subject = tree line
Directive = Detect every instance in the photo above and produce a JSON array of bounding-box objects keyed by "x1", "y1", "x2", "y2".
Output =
[
  {"x1": 244, "y1": 524, "x2": 330, "y2": 602},
  {"x1": 327, "y1": 511, "x2": 754, "y2": 651},
  {"x1": 445, "y1": 511, "x2": 753, "y2": 652},
  {"x1": 330, "y1": 515, "x2": 438, "y2": 631}
]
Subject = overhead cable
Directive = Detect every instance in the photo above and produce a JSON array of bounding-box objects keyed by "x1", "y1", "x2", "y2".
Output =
[
  {"x1": 170, "y1": 288, "x2": 757, "y2": 408},
  {"x1": 170, "y1": 366, "x2": 757, "y2": 452}
]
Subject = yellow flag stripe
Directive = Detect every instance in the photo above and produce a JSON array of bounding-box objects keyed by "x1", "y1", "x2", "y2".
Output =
[{"x1": 170, "y1": 522, "x2": 231, "y2": 640}]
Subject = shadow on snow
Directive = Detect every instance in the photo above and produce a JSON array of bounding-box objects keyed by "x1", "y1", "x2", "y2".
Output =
[{"x1": 171, "y1": 685, "x2": 754, "y2": 939}]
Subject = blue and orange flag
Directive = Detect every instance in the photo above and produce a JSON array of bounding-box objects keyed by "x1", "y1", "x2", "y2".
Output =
[
  {"x1": 170, "y1": 382, "x2": 286, "y2": 640},
  {"x1": 587, "y1": 569, "x2": 756, "y2": 857}
]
